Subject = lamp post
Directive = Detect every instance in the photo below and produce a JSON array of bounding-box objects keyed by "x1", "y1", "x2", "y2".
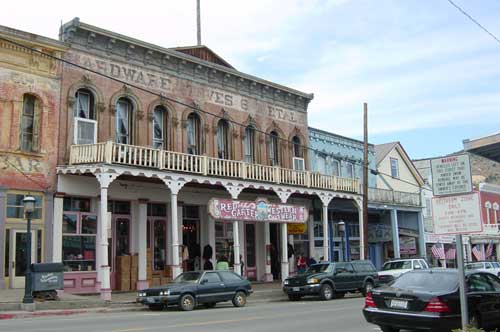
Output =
[
  {"x1": 338, "y1": 221, "x2": 346, "y2": 262},
  {"x1": 22, "y1": 196, "x2": 35, "y2": 304}
]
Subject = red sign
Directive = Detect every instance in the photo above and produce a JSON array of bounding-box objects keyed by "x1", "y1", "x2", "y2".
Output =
[{"x1": 208, "y1": 198, "x2": 308, "y2": 223}]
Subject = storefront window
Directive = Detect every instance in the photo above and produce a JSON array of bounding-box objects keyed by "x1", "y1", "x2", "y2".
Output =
[
  {"x1": 245, "y1": 223, "x2": 256, "y2": 268},
  {"x1": 153, "y1": 220, "x2": 166, "y2": 270},
  {"x1": 215, "y1": 221, "x2": 234, "y2": 266},
  {"x1": 62, "y1": 201, "x2": 97, "y2": 272},
  {"x1": 115, "y1": 218, "x2": 130, "y2": 257},
  {"x1": 109, "y1": 201, "x2": 131, "y2": 215},
  {"x1": 7, "y1": 193, "x2": 43, "y2": 219},
  {"x1": 147, "y1": 203, "x2": 167, "y2": 270},
  {"x1": 4, "y1": 229, "x2": 9, "y2": 277}
]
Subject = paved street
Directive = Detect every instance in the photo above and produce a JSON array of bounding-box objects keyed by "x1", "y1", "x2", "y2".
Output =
[{"x1": 0, "y1": 297, "x2": 383, "y2": 332}]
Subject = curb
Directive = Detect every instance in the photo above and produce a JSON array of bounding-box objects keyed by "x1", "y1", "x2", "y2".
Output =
[{"x1": 0, "y1": 305, "x2": 145, "y2": 320}]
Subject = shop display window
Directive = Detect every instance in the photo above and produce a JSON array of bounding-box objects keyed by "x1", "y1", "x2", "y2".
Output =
[
  {"x1": 7, "y1": 193, "x2": 43, "y2": 219},
  {"x1": 215, "y1": 221, "x2": 234, "y2": 266}
]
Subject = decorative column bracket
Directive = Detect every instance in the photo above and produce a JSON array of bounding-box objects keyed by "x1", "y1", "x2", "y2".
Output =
[
  {"x1": 161, "y1": 175, "x2": 191, "y2": 195},
  {"x1": 95, "y1": 169, "x2": 120, "y2": 189},
  {"x1": 318, "y1": 192, "x2": 335, "y2": 207},
  {"x1": 223, "y1": 182, "x2": 247, "y2": 200},
  {"x1": 274, "y1": 188, "x2": 293, "y2": 204}
]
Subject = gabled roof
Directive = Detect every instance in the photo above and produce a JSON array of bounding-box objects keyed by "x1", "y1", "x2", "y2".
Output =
[
  {"x1": 171, "y1": 45, "x2": 235, "y2": 69},
  {"x1": 374, "y1": 142, "x2": 398, "y2": 165},
  {"x1": 375, "y1": 142, "x2": 425, "y2": 187}
]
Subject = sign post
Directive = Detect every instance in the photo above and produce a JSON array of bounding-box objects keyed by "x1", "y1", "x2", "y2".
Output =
[{"x1": 430, "y1": 154, "x2": 478, "y2": 331}]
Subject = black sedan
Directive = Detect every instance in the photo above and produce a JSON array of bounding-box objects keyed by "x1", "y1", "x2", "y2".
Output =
[
  {"x1": 137, "y1": 270, "x2": 252, "y2": 311},
  {"x1": 363, "y1": 269, "x2": 500, "y2": 332}
]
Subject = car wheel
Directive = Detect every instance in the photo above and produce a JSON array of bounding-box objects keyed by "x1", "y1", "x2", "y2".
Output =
[
  {"x1": 319, "y1": 284, "x2": 333, "y2": 301},
  {"x1": 469, "y1": 312, "x2": 482, "y2": 329},
  {"x1": 204, "y1": 302, "x2": 216, "y2": 309},
  {"x1": 362, "y1": 282, "x2": 374, "y2": 297},
  {"x1": 232, "y1": 291, "x2": 247, "y2": 307},
  {"x1": 148, "y1": 304, "x2": 164, "y2": 311},
  {"x1": 288, "y1": 294, "x2": 302, "y2": 301},
  {"x1": 380, "y1": 326, "x2": 399, "y2": 332},
  {"x1": 179, "y1": 294, "x2": 196, "y2": 311}
]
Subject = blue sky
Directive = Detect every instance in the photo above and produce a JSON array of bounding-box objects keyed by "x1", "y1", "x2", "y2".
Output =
[{"x1": 1, "y1": 0, "x2": 499, "y2": 159}]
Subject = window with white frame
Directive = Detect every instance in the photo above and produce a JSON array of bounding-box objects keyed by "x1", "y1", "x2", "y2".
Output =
[
  {"x1": 7, "y1": 193, "x2": 43, "y2": 219},
  {"x1": 331, "y1": 159, "x2": 340, "y2": 176},
  {"x1": 116, "y1": 98, "x2": 133, "y2": 144},
  {"x1": 390, "y1": 158, "x2": 399, "y2": 178},
  {"x1": 153, "y1": 105, "x2": 168, "y2": 149},
  {"x1": 345, "y1": 162, "x2": 354, "y2": 178},
  {"x1": 21, "y1": 94, "x2": 39, "y2": 152},
  {"x1": 217, "y1": 119, "x2": 230, "y2": 159},
  {"x1": 186, "y1": 112, "x2": 201, "y2": 155},
  {"x1": 244, "y1": 125, "x2": 256, "y2": 163},
  {"x1": 74, "y1": 89, "x2": 97, "y2": 144},
  {"x1": 269, "y1": 130, "x2": 279, "y2": 166}
]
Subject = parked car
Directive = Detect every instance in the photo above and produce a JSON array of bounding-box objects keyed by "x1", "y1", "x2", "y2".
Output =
[
  {"x1": 465, "y1": 261, "x2": 500, "y2": 277},
  {"x1": 363, "y1": 269, "x2": 500, "y2": 332},
  {"x1": 377, "y1": 258, "x2": 429, "y2": 284},
  {"x1": 282, "y1": 260, "x2": 378, "y2": 301},
  {"x1": 137, "y1": 270, "x2": 252, "y2": 311}
]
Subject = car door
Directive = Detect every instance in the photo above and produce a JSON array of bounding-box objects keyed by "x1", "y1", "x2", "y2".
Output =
[
  {"x1": 219, "y1": 271, "x2": 244, "y2": 300},
  {"x1": 482, "y1": 273, "x2": 500, "y2": 327},
  {"x1": 467, "y1": 273, "x2": 497, "y2": 326},
  {"x1": 197, "y1": 271, "x2": 225, "y2": 303},
  {"x1": 333, "y1": 262, "x2": 355, "y2": 291},
  {"x1": 352, "y1": 262, "x2": 368, "y2": 289}
]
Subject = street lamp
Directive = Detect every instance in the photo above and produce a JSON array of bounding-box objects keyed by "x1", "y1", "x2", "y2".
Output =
[
  {"x1": 22, "y1": 196, "x2": 35, "y2": 304},
  {"x1": 338, "y1": 221, "x2": 346, "y2": 262}
]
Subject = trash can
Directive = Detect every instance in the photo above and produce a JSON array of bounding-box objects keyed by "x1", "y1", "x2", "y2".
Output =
[{"x1": 31, "y1": 263, "x2": 64, "y2": 300}]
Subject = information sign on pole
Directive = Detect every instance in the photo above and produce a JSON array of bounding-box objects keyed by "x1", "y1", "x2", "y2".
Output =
[
  {"x1": 430, "y1": 154, "x2": 472, "y2": 196},
  {"x1": 432, "y1": 193, "x2": 482, "y2": 235}
]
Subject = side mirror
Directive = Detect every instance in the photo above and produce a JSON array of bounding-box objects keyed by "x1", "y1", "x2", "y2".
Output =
[{"x1": 201, "y1": 279, "x2": 208, "y2": 285}]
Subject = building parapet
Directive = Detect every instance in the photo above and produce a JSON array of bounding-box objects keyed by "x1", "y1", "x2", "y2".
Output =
[{"x1": 368, "y1": 187, "x2": 421, "y2": 207}]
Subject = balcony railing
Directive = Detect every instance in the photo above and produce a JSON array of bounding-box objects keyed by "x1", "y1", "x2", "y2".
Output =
[
  {"x1": 68, "y1": 141, "x2": 360, "y2": 194},
  {"x1": 368, "y1": 187, "x2": 421, "y2": 207}
]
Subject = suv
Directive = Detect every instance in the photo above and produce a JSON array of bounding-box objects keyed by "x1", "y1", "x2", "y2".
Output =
[
  {"x1": 465, "y1": 261, "x2": 500, "y2": 276},
  {"x1": 377, "y1": 258, "x2": 429, "y2": 284},
  {"x1": 282, "y1": 260, "x2": 378, "y2": 301}
]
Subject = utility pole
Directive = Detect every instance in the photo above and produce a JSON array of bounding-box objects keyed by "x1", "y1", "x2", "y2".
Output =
[
  {"x1": 196, "y1": 0, "x2": 202, "y2": 46},
  {"x1": 363, "y1": 103, "x2": 369, "y2": 260}
]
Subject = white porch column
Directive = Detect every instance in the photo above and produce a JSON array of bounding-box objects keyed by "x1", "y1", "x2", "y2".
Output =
[
  {"x1": 137, "y1": 200, "x2": 148, "y2": 290},
  {"x1": 417, "y1": 212, "x2": 426, "y2": 258},
  {"x1": 264, "y1": 223, "x2": 273, "y2": 281},
  {"x1": 288, "y1": 235, "x2": 295, "y2": 275},
  {"x1": 308, "y1": 214, "x2": 315, "y2": 261},
  {"x1": 96, "y1": 172, "x2": 117, "y2": 302},
  {"x1": 322, "y1": 204, "x2": 329, "y2": 261},
  {"x1": 171, "y1": 191, "x2": 181, "y2": 278},
  {"x1": 238, "y1": 221, "x2": 245, "y2": 275},
  {"x1": 207, "y1": 216, "x2": 216, "y2": 265},
  {"x1": 233, "y1": 220, "x2": 241, "y2": 275},
  {"x1": 356, "y1": 202, "x2": 365, "y2": 260},
  {"x1": 390, "y1": 209, "x2": 400, "y2": 259},
  {"x1": 281, "y1": 223, "x2": 289, "y2": 281},
  {"x1": 52, "y1": 194, "x2": 64, "y2": 263}
]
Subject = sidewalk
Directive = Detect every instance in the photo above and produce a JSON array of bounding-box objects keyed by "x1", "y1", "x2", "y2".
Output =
[{"x1": 0, "y1": 282, "x2": 286, "y2": 320}]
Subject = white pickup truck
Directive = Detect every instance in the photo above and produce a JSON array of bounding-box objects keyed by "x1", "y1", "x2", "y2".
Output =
[{"x1": 377, "y1": 258, "x2": 430, "y2": 284}]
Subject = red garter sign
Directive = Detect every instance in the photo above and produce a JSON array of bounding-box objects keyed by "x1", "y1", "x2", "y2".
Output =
[{"x1": 208, "y1": 198, "x2": 308, "y2": 223}]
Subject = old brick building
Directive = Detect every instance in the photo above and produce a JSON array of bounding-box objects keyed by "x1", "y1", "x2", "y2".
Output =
[{"x1": 0, "y1": 26, "x2": 66, "y2": 289}]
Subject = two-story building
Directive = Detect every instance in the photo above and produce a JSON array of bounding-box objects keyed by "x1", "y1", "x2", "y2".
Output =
[
  {"x1": 52, "y1": 18, "x2": 362, "y2": 299},
  {"x1": 0, "y1": 26, "x2": 66, "y2": 290}
]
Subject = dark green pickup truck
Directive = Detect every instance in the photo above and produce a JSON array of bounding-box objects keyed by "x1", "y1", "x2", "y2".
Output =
[{"x1": 283, "y1": 260, "x2": 379, "y2": 301}]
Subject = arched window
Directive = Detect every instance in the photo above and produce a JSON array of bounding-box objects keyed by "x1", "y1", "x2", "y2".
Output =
[
  {"x1": 116, "y1": 98, "x2": 133, "y2": 144},
  {"x1": 244, "y1": 125, "x2": 256, "y2": 163},
  {"x1": 292, "y1": 136, "x2": 302, "y2": 158},
  {"x1": 186, "y1": 112, "x2": 201, "y2": 155},
  {"x1": 269, "y1": 130, "x2": 279, "y2": 166},
  {"x1": 217, "y1": 119, "x2": 229, "y2": 159},
  {"x1": 74, "y1": 89, "x2": 95, "y2": 120},
  {"x1": 74, "y1": 89, "x2": 97, "y2": 144},
  {"x1": 153, "y1": 105, "x2": 168, "y2": 149},
  {"x1": 21, "y1": 94, "x2": 40, "y2": 152}
]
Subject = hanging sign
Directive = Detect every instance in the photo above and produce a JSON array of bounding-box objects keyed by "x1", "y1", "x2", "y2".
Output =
[
  {"x1": 399, "y1": 236, "x2": 417, "y2": 255},
  {"x1": 287, "y1": 223, "x2": 307, "y2": 235},
  {"x1": 208, "y1": 198, "x2": 308, "y2": 223}
]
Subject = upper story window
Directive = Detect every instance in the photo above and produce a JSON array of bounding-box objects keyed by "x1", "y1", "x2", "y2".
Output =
[
  {"x1": 331, "y1": 159, "x2": 340, "y2": 176},
  {"x1": 74, "y1": 89, "x2": 97, "y2": 144},
  {"x1": 186, "y1": 112, "x2": 201, "y2": 155},
  {"x1": 74, "y1": 89, "x2": 95, "y2": 120},
  {"x1": 390, "y1": 158, "x2": 399, "y2": 178},
  {"x1": 244, "y1": 125, "x2": 256, "y2": 163},
  {"x1": 217, "y1": 119, "x2": 229, "y2": 159},
  {"x1": 153, "y1": 105, "x2": 168, "y2": 149},
  {"x1": 345, "y1": 162, "x2": 354, "y2": 178},
  {"x1": 116, "y1": 98, "x2": 133, "y2": 144},
  {"x1": 269, "y1": 130, "x2": 279, "y2": 166},
  {"x1": 292, "y1": 136, "x2": 302, "y2": 158},
  {"x1": 21, "y1": 94, "x2": 39, "y2": 152}
]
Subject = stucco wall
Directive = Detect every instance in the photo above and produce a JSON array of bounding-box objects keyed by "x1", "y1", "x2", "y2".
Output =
[{"x1": 377, "y1": 147, "x2": 420, "y2": 192}]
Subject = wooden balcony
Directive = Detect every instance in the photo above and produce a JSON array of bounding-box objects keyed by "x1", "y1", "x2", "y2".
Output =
[
  {"x1": 68, "y1": 141, "x2": 360, "y2": 194},
  {"x1": 368, "y1": 187, "x2": 421, "y2": 207}
]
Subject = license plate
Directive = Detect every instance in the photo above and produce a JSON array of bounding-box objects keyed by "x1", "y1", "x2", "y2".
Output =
[
  {"x1": 146, "y1": 297, "x2": 155, "y2": 304},
  {"x1": 292, "y1": 287, "x2": 300, "y2": 292},
  {"x1": 390, "y1": 299, "x2": 408, "y2": 309}
]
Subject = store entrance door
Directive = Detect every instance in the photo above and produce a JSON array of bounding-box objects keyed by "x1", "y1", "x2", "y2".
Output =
[
  {"x1": 269, "y1": 223, "x2": 281, "y2": 280},
  {"x1": 9, "y1": 230, "x2": 36, "y2": 289}
]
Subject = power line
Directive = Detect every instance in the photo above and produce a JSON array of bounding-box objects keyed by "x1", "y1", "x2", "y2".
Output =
[{"x1": 447, "y1": 0, "x2": 500, "y2": 45}]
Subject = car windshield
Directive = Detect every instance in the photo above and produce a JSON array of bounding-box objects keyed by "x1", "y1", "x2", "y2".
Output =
[
  {"x1": 306, "y1": 264, "x2": 332, "y2": 273},
  {"x1": 173, "y1": 272, "x2": 202, "y2": 283},
  {"x1": 383, "y1": 261, "x2": 412, "y2": 271},
  {"x1": 391, "y1": 271, "x2": 458, "y2": 292}
]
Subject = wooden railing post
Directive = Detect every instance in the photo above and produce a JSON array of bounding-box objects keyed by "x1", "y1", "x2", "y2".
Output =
[
  {"x1": 69, "y1": 146, "x2": 75, "y2": 165},
  {"x1": 274, "y1": 166, "x2": 281, "y2": 184},
  {"x1": 104, "y1": 140, "x2": 113, "y2": 164},
  {"x1": 158, "y1": 150, "x2": 164, "y2": 169},
  {"x1": 202, "y1": 155, "x2": 208, "y2": 175},
  {"x1": 305, "y1": 171, "x2": 311, "y2": 188},
  {"x1": 241, "y1": 162, "x2": 247, "y2": 179}
]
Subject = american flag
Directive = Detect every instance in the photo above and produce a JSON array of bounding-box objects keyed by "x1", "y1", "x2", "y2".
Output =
[
  {"x1": 445, "y1": 248, "x2": 456, "y2": 260},
  {"x1": 486, "y1": 241, "x2": 495, "y2": 259},
  {"x1": 431, "y1": 243, "x2": 445, "y2": 260},
  {"x1": 472, "y1": 245, "x2": 485, "y2": 261}
]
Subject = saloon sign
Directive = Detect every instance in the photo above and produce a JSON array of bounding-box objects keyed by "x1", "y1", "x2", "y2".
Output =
[{"x1": 208, "y1": 198, "x2": 308, "y2": 223}]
